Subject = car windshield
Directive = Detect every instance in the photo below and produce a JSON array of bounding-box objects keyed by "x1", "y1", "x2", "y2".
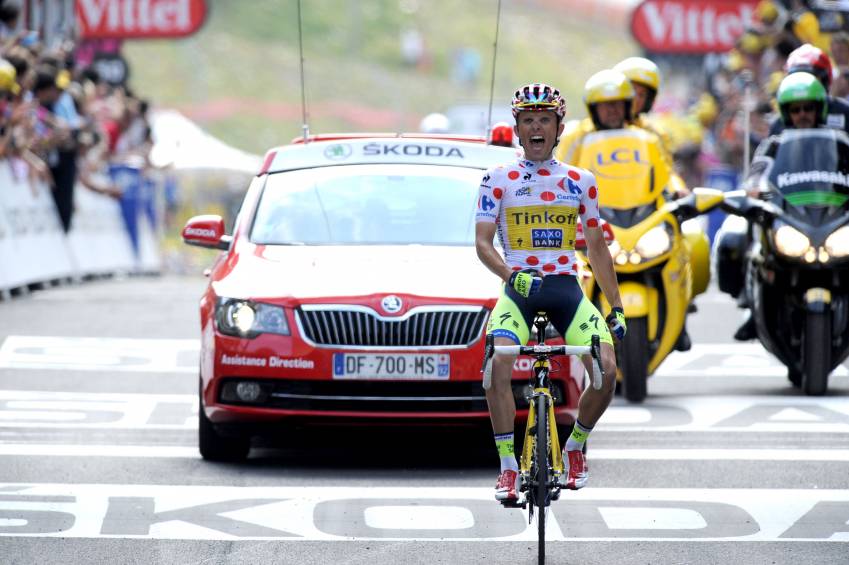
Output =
[{"x1": 250, "y1": 164, "x2": 482, "y2": 245}]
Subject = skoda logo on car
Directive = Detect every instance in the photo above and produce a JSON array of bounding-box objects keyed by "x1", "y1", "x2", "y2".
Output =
[
  {"x1": 381, "y1": 295, "x2": 403, "y2": 314},
  {"x1": 324, "y1": 144, "x2": 352, "y2": 161}
]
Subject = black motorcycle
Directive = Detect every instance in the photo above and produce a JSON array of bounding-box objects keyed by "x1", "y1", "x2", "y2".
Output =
[{"x1": 716, "y1": 128, "x2": 849, "y2": 395}]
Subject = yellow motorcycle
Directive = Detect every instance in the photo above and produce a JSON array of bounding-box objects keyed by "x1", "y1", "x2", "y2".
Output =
[{"x1": 574, "y1": 127, "x2": 723, "y2": 402}]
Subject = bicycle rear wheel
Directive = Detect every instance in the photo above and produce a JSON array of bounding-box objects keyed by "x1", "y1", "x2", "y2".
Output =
[{"x1": 535, "y1": 394, "x2": 549, "y2": 565}]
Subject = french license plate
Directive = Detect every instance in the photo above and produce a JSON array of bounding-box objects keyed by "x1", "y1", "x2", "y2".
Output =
[{"x1": 332, "y1": 353, "x2": 450, "y2": 380}]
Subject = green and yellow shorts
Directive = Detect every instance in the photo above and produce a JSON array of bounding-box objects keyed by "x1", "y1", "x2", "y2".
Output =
[{"x1": 487, "y1": 274, "x2": 613, "y2": 346}]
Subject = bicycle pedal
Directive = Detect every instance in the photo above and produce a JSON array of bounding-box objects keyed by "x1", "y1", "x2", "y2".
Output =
[{"x1": 551, "y1": 488, "x2": 561, "y2": 501}]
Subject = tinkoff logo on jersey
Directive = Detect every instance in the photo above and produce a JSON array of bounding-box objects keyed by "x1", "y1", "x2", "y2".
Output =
[{"x1": 505, "y1": 205, "x2": 578, "y2": 250}]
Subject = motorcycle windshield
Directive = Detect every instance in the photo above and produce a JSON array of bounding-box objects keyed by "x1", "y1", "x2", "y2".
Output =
[
  {"x1": 577, "y1": 127, "x2": 671, "y2": 211},
  {"x1": 767, "y1": 129, "x2": 849, "y2": 222}
]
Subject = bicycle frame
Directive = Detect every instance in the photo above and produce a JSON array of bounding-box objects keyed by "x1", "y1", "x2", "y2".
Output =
[
  {"x1": 481, "y1": 313, "x2": 604, "y2": 506},
  {"x1": 519, "y1": 317, "x2": 565, "y2": 487},
  {"x1": 482, "y1": 313, "x2": 603, "y2": 564}
]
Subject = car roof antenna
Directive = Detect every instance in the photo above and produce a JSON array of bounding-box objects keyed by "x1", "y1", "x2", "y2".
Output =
[
  {"x1": 297, "y1": 0, "x2": 310, "y2": 144},
  {"x1": 485, "y1": 0, "x2": 503, "y2": 143}
]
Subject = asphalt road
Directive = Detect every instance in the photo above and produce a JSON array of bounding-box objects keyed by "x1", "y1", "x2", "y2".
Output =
[{"x1": 0, "y1": 275, "x2": 847, "y2": 565}]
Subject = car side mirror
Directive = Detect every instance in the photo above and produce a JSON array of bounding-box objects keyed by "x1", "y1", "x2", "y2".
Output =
[{"x1": 182, "y1": 215, "x2": 233, "y2": 251}]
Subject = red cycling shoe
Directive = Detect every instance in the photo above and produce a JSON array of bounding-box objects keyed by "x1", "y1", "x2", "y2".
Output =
[
  {"x1": 495, "y1": 469, "x2": 519, "y2": 501},
  {"x1": 563, "y1": 449, "x2": 588, "y2": 490}
]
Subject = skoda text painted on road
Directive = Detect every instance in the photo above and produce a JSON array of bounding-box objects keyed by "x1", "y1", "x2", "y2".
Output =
[
  {"x1": 0, "y1": 391, "x2": 848, "y2": 432},
  {"x1": 0, "y1": 484, "x2": 847, "y2": 542},
  {"x1": 0, "y1": 336, "x2": 198, "y2": 373}
]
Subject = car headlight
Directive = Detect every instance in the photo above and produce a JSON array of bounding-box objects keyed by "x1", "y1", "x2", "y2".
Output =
[
  {"x1": 216, "y1": 298, "x2": 290, "y2": 337},
  {"x1": 825, "y1": 225, "x2": 849, "y2": 257},
  {"x1": 774, "y1": 225, "x2": 810, "y2": 257},
  {"x1": 634, "y1": 224, "x2": 672, "y2": 260}
]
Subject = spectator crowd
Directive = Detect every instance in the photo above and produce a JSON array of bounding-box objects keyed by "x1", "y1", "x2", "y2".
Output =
[
  {"x1": 662, "y1": 0, "x2": 849, "y2": 188},
  {"x1": 0, "y1": 0, "x2": 153, "y2": 234}
]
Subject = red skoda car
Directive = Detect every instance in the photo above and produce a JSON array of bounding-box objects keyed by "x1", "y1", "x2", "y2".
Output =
[{"x1": 183, "y1": 134, "x2": 586, "y2": 460}]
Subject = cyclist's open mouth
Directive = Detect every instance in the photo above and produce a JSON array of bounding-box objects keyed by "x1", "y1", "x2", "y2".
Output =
[{"x1": 529, "y1": 135, "x2": 545, "y2": 148}]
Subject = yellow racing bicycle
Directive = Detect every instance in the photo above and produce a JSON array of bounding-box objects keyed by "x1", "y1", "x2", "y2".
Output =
[{"x1": 482, "y1": 313, "x2": 604, "y2": 565}]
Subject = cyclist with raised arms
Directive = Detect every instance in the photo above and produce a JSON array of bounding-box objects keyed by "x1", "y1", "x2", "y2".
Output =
[{"x1": 475, "y1": 83, "x2": 624, "y2": 501}]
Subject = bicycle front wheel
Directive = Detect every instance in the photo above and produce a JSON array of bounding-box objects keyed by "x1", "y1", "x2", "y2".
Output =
[{"x1": 535, "y1": 394, "x2": 549, "y2": 565}]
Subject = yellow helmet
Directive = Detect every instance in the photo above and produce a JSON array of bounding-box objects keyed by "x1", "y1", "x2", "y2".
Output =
[
  {"x1": 583, "y1": 69, "x2": 634, "y2": 104},
  {"x1": 584, "y1": 69, "x2": 634, "y2": 129},
  {"x1": 613, "y1": 57, "x2": 661, "y2": 91}
]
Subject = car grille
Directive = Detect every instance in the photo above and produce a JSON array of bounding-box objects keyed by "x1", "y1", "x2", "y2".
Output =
[{"x1": 296, "y1": 306, "x2": 489, "y2": 348}]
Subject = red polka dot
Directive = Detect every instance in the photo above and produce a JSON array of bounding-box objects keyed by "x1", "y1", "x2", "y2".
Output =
[
  {"x1": 492, "y1": 188, "x2": 503, "y2": 199},
  {"x1": 512, "y1": 266, "x2": 522, "y2": 271},
  {"x1": 538, "y1": 168, "x2": 551, "y2": 176},
  {"x1": 557, "y1": 255, "x2": 569, "y2": 265},
  {"x1": 586, "y1": 218, "x2": 599, "y2": 228},
  {"x1": 542, "y1": 264, "x2": 556, "y2": 273},
  {"x1": 568, "y1": 170, "x2": 580, "y2": 180},
  {"x1": 572, "y1": 263, "x2": 579, "y2": 272},
  {"x1": 588, "y1": 186, "x2": 598, "y2": 199},
  {"x1": 508, "y1": 171, "x2": 520, "y2": 180},
  {"x1": 526, "y1": 256, "x2": 539, "y2": 266},
  {"x1": 579, "y1": 204, "x2": 586, "y2": 214},
  {"x1": 540, "y1": 191, "x2": 555, "y2": 201}
]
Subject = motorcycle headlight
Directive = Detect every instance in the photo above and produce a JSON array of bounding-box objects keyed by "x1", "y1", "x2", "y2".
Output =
[
  {"x1": 634, "y1": 224, "x2": 672, "y2": 260},
  {"x1": 825, "y1": 225, "x2": 849, "y2": 258},
  {"x1": 774, "y1": 225, "x2": 810, "y2": 257},
  {"x1": 216, "y1": 298, "x2": 290, "y2": 338},
  {"x1": 608, "y1": 239, "x2": 621, "y2": 258}
]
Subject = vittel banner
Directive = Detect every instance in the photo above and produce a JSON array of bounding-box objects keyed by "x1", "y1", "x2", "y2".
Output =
[
  {"x1": 630, "y1": 0, "x2": 758, "y2": 54},
  {"x1": 76, "y1": 0, "x2": 208, "y2": 39}
]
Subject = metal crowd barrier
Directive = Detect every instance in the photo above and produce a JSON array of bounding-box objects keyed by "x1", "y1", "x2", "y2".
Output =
[{"x1": 0, "y1": 160, "x2": 161, "y2": 298}]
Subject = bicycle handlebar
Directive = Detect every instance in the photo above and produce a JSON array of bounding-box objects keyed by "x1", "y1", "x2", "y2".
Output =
[
  {"x1": 481, "y1": 337, "x2": 605, "y2": 391},
  {"x1": 492, "y1": 344, "x2": 591, "y2": 356}
]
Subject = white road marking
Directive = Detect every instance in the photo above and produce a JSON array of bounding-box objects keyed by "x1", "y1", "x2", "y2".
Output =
[
  {"x1": 0, "y1": 444, "x2": 848, "y2": 461},
  {"x1": 0, "y1": 391, "x2": 196, "y2": 429},
  {"x1": 600, "y1": 394, "x2": 849, "y2": 432},
  {"x1": 0, "y1": 391, "x2": 847, "y2": 433},
  {"x1": 0, "y1": 336, "x2": 198, "y2": 373},
  {"x1": 0, "y1": 445, "x2": 199, "y2": 457},
  {"x1": 0, "y1": 484, "x2": 847, "y2": 542},
  {"x1": 365, "y1": 506, "x2": 475, "y2": 530},
  {"x1": 655, "y1": 343, "x2": 849, "y2": 377}
]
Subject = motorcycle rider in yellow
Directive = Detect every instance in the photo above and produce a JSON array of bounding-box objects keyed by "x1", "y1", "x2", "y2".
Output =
[
  {"x1": 555, "y1": 69, "x2": 639, "y2": 163},
  {"x1": 476, "y1": 83, "x2": 623, "y2": 501},
  {"x1": 613, "y1": 56, "x2": 690, "y2": 198},
  {"x1": 556, "y1": 69, "x2": 695, "y2": 352},
  {"x1": 556, "y1": 61, "x2": 688, "y2": 198}
]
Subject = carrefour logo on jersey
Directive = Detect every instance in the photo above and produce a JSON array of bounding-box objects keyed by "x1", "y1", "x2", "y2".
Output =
[{"x1": 479, "y1": 194, "x2": 496, "y2": 211}]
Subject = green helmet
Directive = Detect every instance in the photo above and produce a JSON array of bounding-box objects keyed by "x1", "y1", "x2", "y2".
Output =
[{"x1": 776, "y1": 71, "x2": 828, "y2": 126}]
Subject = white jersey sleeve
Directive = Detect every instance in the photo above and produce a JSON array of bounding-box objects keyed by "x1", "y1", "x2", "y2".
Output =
[{"x1": 475, "y1": 166, "x2": 504, "y2": 224}]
